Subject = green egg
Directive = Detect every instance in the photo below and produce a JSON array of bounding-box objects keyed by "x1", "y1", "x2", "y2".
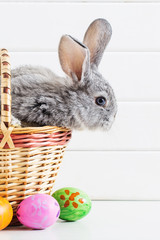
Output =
[{"x1": 52, "y1": 187, "x2": 92, "y2": 221}]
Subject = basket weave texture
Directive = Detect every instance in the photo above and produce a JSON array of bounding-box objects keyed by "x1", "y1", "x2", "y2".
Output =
[{"x1": 0, "y1": 49, "x2": 72, "y2": 225}]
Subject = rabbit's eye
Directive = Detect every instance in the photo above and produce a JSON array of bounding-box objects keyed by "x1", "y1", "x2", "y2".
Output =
[{"x1": 95, "y1": 97, "x2": 106, "y2": 106}]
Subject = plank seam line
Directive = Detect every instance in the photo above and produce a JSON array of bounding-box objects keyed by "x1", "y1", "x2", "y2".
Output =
[
  {"x1": 66, "y1": 150, "x2": 160, "y2": 152},
  {"x1": 92, "y1": 199, "x2": 160, "y2": 201}
]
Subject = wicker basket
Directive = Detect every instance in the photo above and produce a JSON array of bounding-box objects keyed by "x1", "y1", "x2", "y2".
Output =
[{"x1": 0, "y1": 49, "x2": 72, "y2": 225}]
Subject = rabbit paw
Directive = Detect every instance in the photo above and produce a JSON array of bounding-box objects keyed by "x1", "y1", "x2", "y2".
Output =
[{"x1": 11, "y1": 115, "x2": 21, "y2": 127}]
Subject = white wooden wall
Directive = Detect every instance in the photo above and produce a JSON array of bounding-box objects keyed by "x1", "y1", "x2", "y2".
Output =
[{"x1": 1, "y1": 0, "x2": 160, "y2": 200}]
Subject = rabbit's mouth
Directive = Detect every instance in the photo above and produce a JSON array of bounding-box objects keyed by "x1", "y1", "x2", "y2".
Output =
[{"x1": 101, "y1": 115, "x2": 116, "y2": 131}]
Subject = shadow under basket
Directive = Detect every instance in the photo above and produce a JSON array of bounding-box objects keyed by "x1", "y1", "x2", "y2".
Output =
[{"x1": 0, "y1": 49, "x2": 72, "y2": 226}]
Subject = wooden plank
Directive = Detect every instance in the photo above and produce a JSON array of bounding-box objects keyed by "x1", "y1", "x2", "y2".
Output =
[
  {"x1": 54, "y1": 151, "x2": 160, "y2": 200},
  {"x1": 0, "y1": 3, "x2": 159, "y2": 51},
  {"x1": 68, "y1": 102, "x2": 160, "y2": 150},
  {"x1": 10, "y1": 52, "x2": 160, "y2": 101}
]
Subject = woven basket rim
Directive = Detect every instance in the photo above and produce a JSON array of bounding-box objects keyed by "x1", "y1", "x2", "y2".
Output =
[{"x1": 0, "y1": 125, "x2": 71, "y2": 135}]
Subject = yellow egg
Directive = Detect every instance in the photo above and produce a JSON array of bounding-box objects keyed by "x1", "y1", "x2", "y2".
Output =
[{"x1": 0, "y1": 197, "x2": 13, "y2": 230}]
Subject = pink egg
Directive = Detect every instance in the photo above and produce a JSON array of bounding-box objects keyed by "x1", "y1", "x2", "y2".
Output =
[{"x1": 16, "y1": 194, "x2": 60, "y2": 229}]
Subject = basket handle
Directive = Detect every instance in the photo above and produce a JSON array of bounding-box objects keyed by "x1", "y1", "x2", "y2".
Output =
[
  {"x1": 0, "y1": 49, "x2": 11, "y2": 128},
  {"x1": 0, "y1": 49, "x2": 14, "y2": 149}
]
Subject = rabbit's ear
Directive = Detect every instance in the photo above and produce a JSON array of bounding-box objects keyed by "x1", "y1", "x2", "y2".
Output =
[
  {"x1": 59, "y1": 35, "x2": 90, "y2": 81},
  {"x1": 83, "y1": 18, "x2": 112, "y2": 67}
]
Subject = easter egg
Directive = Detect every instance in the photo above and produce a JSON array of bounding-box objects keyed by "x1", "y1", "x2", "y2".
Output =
[
  {"x1": 16, "y1": 194, "x2": 60, "y2": 229},
  {"x1": 52, "y1": 187, "x2": 91, "y2": 221},
  {"x1": 0, "y1": 197, "x2": 13, "y2": 230}
]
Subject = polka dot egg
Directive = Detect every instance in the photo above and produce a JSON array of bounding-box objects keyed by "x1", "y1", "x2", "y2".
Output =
[
  {"x1": 52, "y1": 187, "x2": 91, "y2": 221},
  {"x1": 16, "y1": 194, "x2": 60, "y2": 229}
]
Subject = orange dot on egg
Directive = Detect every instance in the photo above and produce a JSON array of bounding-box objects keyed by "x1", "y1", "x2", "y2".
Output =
[
  {"x1": 60, "y1": 195, "x2": 65, "y2": 200},
  {"x1": 78, "y1": 198, "x2": 84, "y2": 204},
  {"x1": 64, "y1": 200, "x2": 70, "y2": 208},
  {"x1": 72, "y1": 202, "x2": 78, "y2": 208},
  {"x1": 65, "y1": 190, "x2": 70, "y2": 195}
]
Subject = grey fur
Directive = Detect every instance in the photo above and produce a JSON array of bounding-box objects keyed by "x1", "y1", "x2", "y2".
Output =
[{"x1": 1, "y1": 18, "x2": 117, "y2": 130}]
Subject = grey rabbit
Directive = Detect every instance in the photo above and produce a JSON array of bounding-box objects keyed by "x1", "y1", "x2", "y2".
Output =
[{"x1": 4, "y1": 18, "x2": 117, "y2": 130}]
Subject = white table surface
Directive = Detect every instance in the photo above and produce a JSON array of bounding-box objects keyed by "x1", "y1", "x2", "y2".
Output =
[{"x1": 1, "y1": 201, "x2": 160, "y2": 240}]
